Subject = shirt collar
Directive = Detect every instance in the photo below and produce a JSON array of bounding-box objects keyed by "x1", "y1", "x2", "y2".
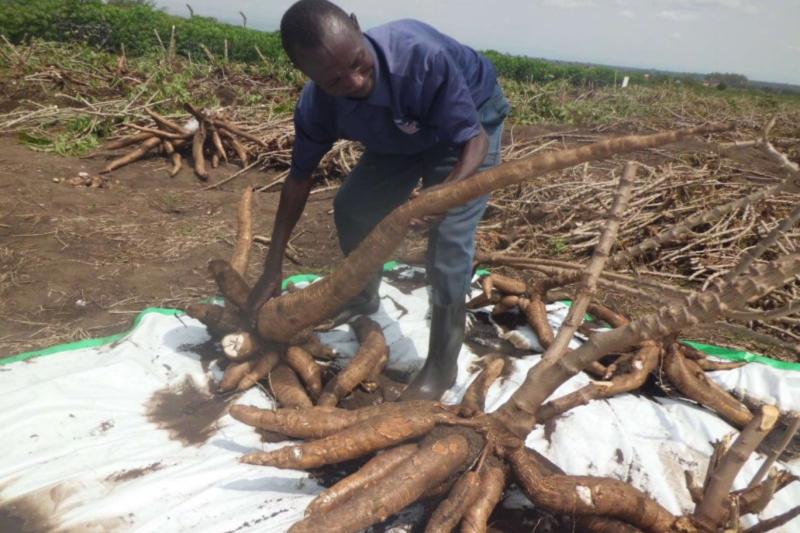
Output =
[{"x1": 340, "y1": 34, "x2": 391, "y2": 112}]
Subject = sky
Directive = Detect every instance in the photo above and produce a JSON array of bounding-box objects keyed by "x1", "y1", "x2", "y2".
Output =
[{"x1": 153, "y1": 0, "x2": 800, "y2": 85}]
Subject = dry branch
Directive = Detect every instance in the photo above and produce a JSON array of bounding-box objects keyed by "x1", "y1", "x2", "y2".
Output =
[{"x1": 747, "y1": 413, "x2": 800, "y2": 488}]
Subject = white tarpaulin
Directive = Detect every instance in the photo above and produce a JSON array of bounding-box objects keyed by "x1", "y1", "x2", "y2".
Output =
[{"x1": 1, "y1": 269, "x2": 799, "y2": 532}]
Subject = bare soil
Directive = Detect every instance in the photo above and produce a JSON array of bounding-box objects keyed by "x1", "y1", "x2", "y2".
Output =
[{"x1": 0, "y1": 135, "x2": 341, "y2": 357}]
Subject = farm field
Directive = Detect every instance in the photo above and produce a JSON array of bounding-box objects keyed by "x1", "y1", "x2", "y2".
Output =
[{"x1": 2, "y1": 2, "x2": 800, "y2": 532}]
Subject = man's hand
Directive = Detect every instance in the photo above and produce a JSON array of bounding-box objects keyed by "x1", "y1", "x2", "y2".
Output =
[
  {"x1": 247, "y1": 268, "x2": 283, "y2": 321},
  {"x1": 408, "y1": 189, "x2": 445, "y2": 231}
]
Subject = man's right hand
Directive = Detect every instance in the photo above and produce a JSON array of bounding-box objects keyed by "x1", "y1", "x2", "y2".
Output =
[
  {"x1": 247, "y1": 268, "x2": 283, "y2": 321},
  {"x1": 246, "y1": 171, "x2": 313, "y2": 324}
]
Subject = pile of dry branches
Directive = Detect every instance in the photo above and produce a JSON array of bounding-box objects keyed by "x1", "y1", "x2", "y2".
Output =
[
  {"x1": 477, "y1": 120, "x2": 800, "y2": 352},
  {"x1": 185, "y1": 124, "x2": 800, "y2": 532}
]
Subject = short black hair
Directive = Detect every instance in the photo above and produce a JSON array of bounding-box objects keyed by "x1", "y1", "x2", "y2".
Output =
[{"x1": 280, "y1": 0, "x2": 355, "y2": 64}]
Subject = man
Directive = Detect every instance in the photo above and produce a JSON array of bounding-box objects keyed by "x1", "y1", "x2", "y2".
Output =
[{"x1": 247, "y1": 0, "x2": 509, "y2": 400}]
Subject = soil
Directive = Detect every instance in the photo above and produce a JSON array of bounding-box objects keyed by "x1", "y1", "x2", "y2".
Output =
[
  {"x1": 144, "y1": 375, "x2": 237, "y2": 447},
  {"x1": 0, "y1": 135, "x2": 342, "y2": 357}
]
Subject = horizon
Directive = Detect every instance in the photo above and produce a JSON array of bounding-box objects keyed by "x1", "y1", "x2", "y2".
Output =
[{"x1": 152, "y1": 0, "x2": 800, "y2": 86}]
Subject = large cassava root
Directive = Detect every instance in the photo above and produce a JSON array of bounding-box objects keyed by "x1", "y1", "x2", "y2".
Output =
[
  {"x1": 255, "y1": 124, "x2": 731, "y2": 342},
  {"x1": 240, "y1": 405, "x2": 457, "y2": 469},
  {"x1": 229, "y1": 400, "x2": 445, "y2": 439}
]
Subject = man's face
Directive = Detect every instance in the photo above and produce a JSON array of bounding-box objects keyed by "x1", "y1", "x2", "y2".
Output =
[{"x1": 295, "y1": 17, "x2": 375, "y2": 99}]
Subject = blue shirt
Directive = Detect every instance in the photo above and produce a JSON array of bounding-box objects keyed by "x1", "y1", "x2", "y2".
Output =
[{"x1": 290, "y1": 19, "x2": 498, "y2": 176}]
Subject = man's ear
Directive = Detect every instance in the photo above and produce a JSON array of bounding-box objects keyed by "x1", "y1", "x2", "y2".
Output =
[{"x1": 350, "y1": 13, "x2": 361, "y2": 31}]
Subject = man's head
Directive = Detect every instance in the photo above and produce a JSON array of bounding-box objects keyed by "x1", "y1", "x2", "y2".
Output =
[{"x1": 281, "y1": 0, "x2": 375, "y2": 99}]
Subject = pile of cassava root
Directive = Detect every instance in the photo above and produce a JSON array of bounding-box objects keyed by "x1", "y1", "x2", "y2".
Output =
[
  {"x1": 99, "y1": 104, "x2": 266, "y2": 180},
  {"x1": 185, "y1": 124, "x2": 800, "y2": 532}
]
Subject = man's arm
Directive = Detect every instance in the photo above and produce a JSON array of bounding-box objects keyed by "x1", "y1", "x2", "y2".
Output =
[
  {"x1": 248, "y1": 81, "x2": 336, "y2": 315},
  {"x1": 443, "y1": 127, "x2": 489, "y2": 185},
  {"x1": 247, "y1": 171, "x2": 313, "y2": 315}
]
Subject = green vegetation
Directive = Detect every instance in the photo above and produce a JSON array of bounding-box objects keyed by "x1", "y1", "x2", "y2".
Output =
[
  {"x1": 18, "y1": 114, "x2": 111, "y2": 156},
  {"x1": 1, "y1": 0, "x2": 287, "y2": 65},
  {"x1": 486, "y1": 50, "x2": 626, "y2": 86}
]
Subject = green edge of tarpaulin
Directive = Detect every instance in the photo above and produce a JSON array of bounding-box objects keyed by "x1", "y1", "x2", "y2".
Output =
[
  {"x1": 1, "y1": 307, "x2": 183, "y2": 366},
  {"x1": 681, "y1": 340, "x2": 800, "y2": 371},
  {"x1": 4, "y1": 264, "x2": 800, "y2": 371}
]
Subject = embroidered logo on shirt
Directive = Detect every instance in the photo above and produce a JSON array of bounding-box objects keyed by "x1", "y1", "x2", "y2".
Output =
[{"x1": 394, "y1": 118, "x2": 420, "y2": 135}]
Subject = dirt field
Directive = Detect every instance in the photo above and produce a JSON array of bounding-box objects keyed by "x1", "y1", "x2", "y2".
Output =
[{"x1": 0, "y1": 135, "x2": 342, "y2": 357}]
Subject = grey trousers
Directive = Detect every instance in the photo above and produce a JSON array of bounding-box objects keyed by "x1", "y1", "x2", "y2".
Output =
[{"x1": 334, "y1": 83, "x2": 510, "y2": 306}]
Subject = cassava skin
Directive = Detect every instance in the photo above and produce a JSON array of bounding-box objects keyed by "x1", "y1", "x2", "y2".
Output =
[
  {"x1": 424, "y1": 470, "x2": 481, "y2": 533},
  {"x1": 192, "y1": 122, "x2": 208, "y2": 180},
  {"x1": 219, "y1": 359, "x2": 254, "y2": 392},
  {"x1": 208, "y1": 260, "x2": 250, "y2": 311},
  {"x1": 230, "y1": 187, "x2": 253, "y2": 277},
  {"x1": 509, "y1": 446, "x2": 678, "y2": 532},
  {"x1": 284, "y1": 346, "x2": 323, "y2": 398},
  {"x1": 236, "y1": 351, "x2": 280, "y2": 392},
  {"x1": 103, "y1": 135, "x2": 161, "y2": 173},
  {"x1": 229, "y1": 400, "x2": 443, "y2": 439},
  {"x1": 460, "y1": 460, "x2": 506, "y2": 533},
  {"x1": 461, "y1": 357, "x2": 505, "y2": 416},
  {"x1": 268, "y1": 364, "x2": 313, "y2": 408}
]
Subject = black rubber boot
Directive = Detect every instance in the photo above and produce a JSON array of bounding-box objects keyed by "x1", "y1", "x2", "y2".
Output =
[
  {"x1": 328, "y1": 274, "x2": 382, "y2": 327},
  {"x1": 400, "y1": 301, "x2": 465, "y2": 401}
]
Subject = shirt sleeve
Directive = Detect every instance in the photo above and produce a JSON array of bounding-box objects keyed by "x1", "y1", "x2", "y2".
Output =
[
  {"x1": 420, "y1": 51, "x2": 482, "y2": 145},
  {"x1": 290, "y1": 83, "x2": 337, "y2": 177}
]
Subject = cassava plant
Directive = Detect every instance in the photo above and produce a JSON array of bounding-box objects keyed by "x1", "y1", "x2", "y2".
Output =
[{"x1": 189, "y1": 123, "x2": 800, "y2": 532}]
